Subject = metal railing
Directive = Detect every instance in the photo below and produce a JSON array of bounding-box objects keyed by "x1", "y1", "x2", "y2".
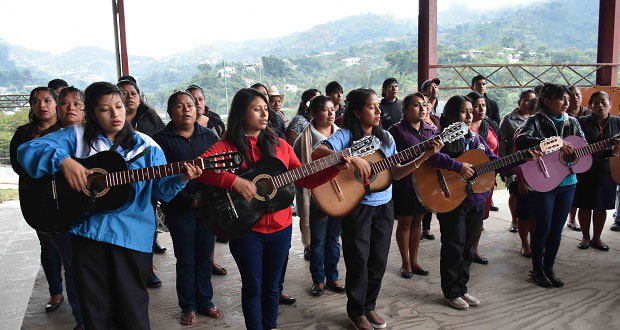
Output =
[
  {"x1": 0, "y1": 95, "x2": 29, "y2": 111},
  {"x1": 430, "y1": 63, "x2": 620, "y2": 89}
]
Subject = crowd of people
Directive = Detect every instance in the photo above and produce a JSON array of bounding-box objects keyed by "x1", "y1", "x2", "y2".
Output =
[{"x1": 9, "y1": 74, "x2": 620, "y2": 330}]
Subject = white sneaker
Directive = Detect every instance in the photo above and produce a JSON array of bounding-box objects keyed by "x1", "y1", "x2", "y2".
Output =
[
  {"x1": 444, "y1": 297, "x2": 469, "y2": 309},
  {"x1": 462, "y1": 293, "x2": 480, "y2": 306}
]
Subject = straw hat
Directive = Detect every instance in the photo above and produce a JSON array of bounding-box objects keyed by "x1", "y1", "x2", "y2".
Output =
[{"x1": 267, "y1": 86, "x2": 285, "y2": 104}]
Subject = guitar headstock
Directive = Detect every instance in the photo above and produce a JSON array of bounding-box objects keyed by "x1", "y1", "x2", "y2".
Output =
[
  {"x1": 203, "y1": 151, "x2": 244, "y2": 172},
  {"x1": 350, "y1": 136, "x2": 381, "y2": 157},
  {"x1": 440, "y1": 122, "x2": 469, "y2": 144},
  {"x1": 540, "y1": 136, "x2": 563, "y2": 154}
]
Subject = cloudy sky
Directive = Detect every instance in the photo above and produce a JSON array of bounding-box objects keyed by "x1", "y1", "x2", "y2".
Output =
[{"x1": 2, "y1": 0, "x2": 546, "y2": 58}]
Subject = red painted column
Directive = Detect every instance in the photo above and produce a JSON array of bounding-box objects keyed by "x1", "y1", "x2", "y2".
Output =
[
  {"x1": 418, "y1": 0, "x2": 438, "y2": 91},
  {"x1": 117, "y1": 0, "x2": 130, "y2": 76},
  {"x1": 596, "y1": 0, "x2": 620, "y2": 86}
]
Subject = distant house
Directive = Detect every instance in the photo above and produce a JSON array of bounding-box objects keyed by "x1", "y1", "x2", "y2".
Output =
[
  {"x1": 342, "y1": 57, "x2": 360, "y2": 66},
  {"x1": 285, "y1": 84, "x2": 298, "y2": 93},
  {"x1": 217, "y1": 66, "x2": 236, "y2": 78}
]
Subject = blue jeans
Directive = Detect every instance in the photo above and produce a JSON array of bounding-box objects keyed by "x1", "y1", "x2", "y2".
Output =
[
  {"x1": 38, "y1": 231, "x2": 82, "y2": 324},
  {"x1": 529, "y1": 185, "x2": 576, "y2": 269},
  {"x1": 166, "y1": 209, "x2": 215, "y2": 312},
  {"x1": 309, "y1": 202, "x2": 341, "y2": 284},
  {"x1": 230, "y1": 225, "x2": 292, "y2": 330},
  {"x1": 613, "y1": 185, "x2": 620, "y2": 223}
]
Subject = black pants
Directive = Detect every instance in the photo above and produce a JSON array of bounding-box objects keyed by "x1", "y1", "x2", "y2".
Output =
[
  {"x1": 72, "y1": 235, "x2": 152, "y2": 330},
  {"x1": 341, "y1": 201, "x2": 394, "y2": 318},
  {"x1": 437, "y1": 204, "x2": 484, "y2": 299}
]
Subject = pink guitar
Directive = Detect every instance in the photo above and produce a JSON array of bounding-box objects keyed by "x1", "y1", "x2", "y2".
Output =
[{"x1": 518, "y1": 134, "x2": 619, "y2": 192}]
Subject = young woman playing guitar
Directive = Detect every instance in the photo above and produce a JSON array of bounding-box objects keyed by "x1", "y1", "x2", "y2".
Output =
[
  {"x1": 312, "y1": 88, "x2": 442, "y2": 330},
  {"x1": 515, "y1": 83, "x2": 586, "y2": 288},
  {"x1": 17, "y1": 82, "x2": 201, "y2": 330},
  {"x1": 196, "y1": 88, "x2": 343, "y2": 330}
]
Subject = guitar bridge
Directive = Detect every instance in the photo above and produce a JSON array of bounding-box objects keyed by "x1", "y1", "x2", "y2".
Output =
[
  {"x1": 436, "y1": 169, "x2": 451, "y2": 198},
  {"x1": 225, "y1": 191, "x2": 238, "y2": 219},
  {"x1": 330, "y1": 179, "x2": 345, "y2": 201},
  {"x1": 538, "y1": 158, "x2": 550, "y2": 178}
]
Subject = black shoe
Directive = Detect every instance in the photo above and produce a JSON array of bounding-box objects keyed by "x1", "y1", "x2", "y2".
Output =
[
  {"x1": 311, "y1": 283, "x2": 324, "y2": 296},
  {"x1": 279, "y1": 294, "x2": 296, "y2": 305},
  {"x1": 591, "y1": 242, "x2": 609, "y2": 251},
  {"x1": 543, "y1": 268, "x2": 564, "y2": 287},
  {"x1": 520, "y1": 248, "x2": 532, "y2": 258},
  {"x1": 412, "y1": 268, "x2": 430, "y2": 276},
  {"x1": 326, "y1": 281, "x2": 346, "y2": 293},
  {"x1": 45, "y1": 295, "x2": 64, "y2": 312},
  {"x1": 577, "y1": 241, "x2": 590, "y2": 249},
  {"x1": 304, "y1": 247, "x2": 311, "y2": 261},
  {"x1": 490, "y1": 201, "x2": 499, "y2": 212},
  {"x1": 567, "y1": 223, "x2": 581, "y2": 231},
  {"x1": 611, "y1": 223, "x2": 620, "y2": 232},
  {"x1": 530, "y1": 269, "x2": 552, "y2": 288},
  {"x1": 153, "y1": 239, "x2": 167, "y2": 254},
  {"x1": 422, "y1": 232, "x2": 435, "y2": 240},
  {"x1": 147, "y1": 270, "x2": 162, "y2": 288},
  {"x1": 400, "y1": 267, "x2": 413, "y2": 279},
  {"x1": 472, "y1": 256, "x2": 488, "y2": 265}
]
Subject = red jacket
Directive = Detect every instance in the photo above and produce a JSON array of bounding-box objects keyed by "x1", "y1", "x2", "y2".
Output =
[{"x1": 196, "y1": 136, "x2": 339, "y2": 234}]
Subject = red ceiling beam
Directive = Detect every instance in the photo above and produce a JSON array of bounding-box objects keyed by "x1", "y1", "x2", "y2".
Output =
[
  {"x1": 596, "y1": 0, "x2": 620, "y2": 86},
  {"x1": 418, "y1": 0, "x2": 438, "y2": 91}
]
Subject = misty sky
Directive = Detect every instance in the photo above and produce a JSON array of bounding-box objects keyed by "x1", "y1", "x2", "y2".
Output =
[{"x1": 2, "y1": 0, "x2": 546, "y2": 58}]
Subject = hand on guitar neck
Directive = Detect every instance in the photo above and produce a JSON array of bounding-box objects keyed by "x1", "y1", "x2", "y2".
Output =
[{"x1": 61, "y1": 156, "x2": 203, "y2": 192}]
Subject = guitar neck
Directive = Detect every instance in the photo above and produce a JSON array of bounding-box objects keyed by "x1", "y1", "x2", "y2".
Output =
[
  {"x1": 575, "y1": 134, "x2": 619, "y2": 158},
  {"x1": 272, "y1": 149, "x2": 351, "y2": 188},
  {"x1": 105, "y1": 158, "x2": 204, "y2": 187},
  {"x1": 473, "y1": 145, "x2": 540, "y2": 175},
  {"x1": 370, "y1": 136, "x2": 438, "y2": 174}
]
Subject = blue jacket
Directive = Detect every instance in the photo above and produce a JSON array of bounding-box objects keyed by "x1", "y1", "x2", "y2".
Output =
[
  {"x1": 17, "y1": 124, "x2": 186, "y2": 253},
  {"x1": 153, "y1": 121, "x2": 219, "y2": 215}
]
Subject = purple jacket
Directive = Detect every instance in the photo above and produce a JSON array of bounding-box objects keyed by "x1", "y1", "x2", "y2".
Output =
[{"x1": 388, "y1": 119, "x2": 463, "y2": 191}]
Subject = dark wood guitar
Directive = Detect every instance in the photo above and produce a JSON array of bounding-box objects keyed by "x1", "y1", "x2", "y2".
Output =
[
  {"x1": 413, "y1": 136, "x2": 562, "y2": 213},
  {"x1": 20, "y1": 151, "x2": 242, "y2": 232},
  {"x1": 312, "y1": 122, "x2": 469, "y2": 218},
  {"x1": 197, "y1": 136, "x2": 380, "y2": 240}
]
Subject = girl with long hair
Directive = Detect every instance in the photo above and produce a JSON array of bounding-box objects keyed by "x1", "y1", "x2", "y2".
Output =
[
  {"x1": 196, "y1": 88, "x2": 342, "y2": 330},
  {"x1": 313, "y1": 88, "x2": 441, "y2": 330},
  {"x1": 17, "y1": 82, "x2": 201, "y2": 329}
]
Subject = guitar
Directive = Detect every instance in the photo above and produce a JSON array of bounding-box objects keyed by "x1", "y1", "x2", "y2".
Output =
[
  {"x1": 519, "y1": 134, "x2": 620, "y2": 192},
  {"x1": 312, "y1": 122, "x2": 469, "y2": 218},
  {"x1": 20, "y1": 151, "x2": 243, "y2": 232},
  {"x1": 197, "y1": 135, "x2": 381, "y2": 240},
  {"x1": 414, "y1": 136, "x2": 563, "y2": 213}
]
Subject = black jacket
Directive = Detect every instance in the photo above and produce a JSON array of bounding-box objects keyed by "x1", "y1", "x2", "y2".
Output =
[
  {"x1": 516, "y1": 110, "x2": 585, "y2": 151},
  {"x1": 484, "y1": 94, "x2": 501, "y2": 126},
  {"x1": 10, "y1": 123, "x2": 39, "y2": 177},
  {"x1": 269, "y1": 108, "x2": 286, "y2": 139},
  {"x1": 152, "y1": 122, "x2": 219, "y2": 215},
  {"x1": 205, "y1": 111, "x2": 225, "y2": 137},
  {"x1": 133, "y1": 104, "x2": 165, "y2": 137},
  {"x1": 478, "y1": 117, "x2": 501, "y2": 146},
  {"x1": 577, "y1": 114, "x2": 620, "y2": 172}
]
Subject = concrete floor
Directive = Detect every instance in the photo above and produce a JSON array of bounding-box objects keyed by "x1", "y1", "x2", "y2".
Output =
[{"x1": 4, "y1": 189, "x2": 620, "y2": 330}]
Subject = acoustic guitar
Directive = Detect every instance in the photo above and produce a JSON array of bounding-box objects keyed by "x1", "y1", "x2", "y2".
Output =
[
  {"x1": 312, "y1": 122, "x2": 469, "y2": 218},
  {"x1": 20, "y1": 151, "x2": 242, "y2": 232},
  {"x1": 519, "y1": 134, "x2": 619, "y2": 192},
  {"x1": 197, "y1": 135, "x2": 381, "y2": 240},
  {"x1": 414, "y1": 136, "x2": 562, "y2": 213}
]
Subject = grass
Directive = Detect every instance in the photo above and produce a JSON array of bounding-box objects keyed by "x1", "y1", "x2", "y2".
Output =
[{"x1": 0, "y1": 189, "x2": 18, "y2": 201}]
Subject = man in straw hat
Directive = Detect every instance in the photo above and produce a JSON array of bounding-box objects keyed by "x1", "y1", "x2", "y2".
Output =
[{"x1": 268, "y1": 86, "x2": 290, "y2": 127}]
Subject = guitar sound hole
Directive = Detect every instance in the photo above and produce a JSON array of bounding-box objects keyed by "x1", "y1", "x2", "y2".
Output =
[
  {"x1": 87, "y1": 174, "x2": 106, "y2": 193},
  {"x1": 255, "y1": 178, "x2": 274, "y2": 198},
  {"x1": 561, "y1": 152, "x2": 577, "y2": 164}
]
